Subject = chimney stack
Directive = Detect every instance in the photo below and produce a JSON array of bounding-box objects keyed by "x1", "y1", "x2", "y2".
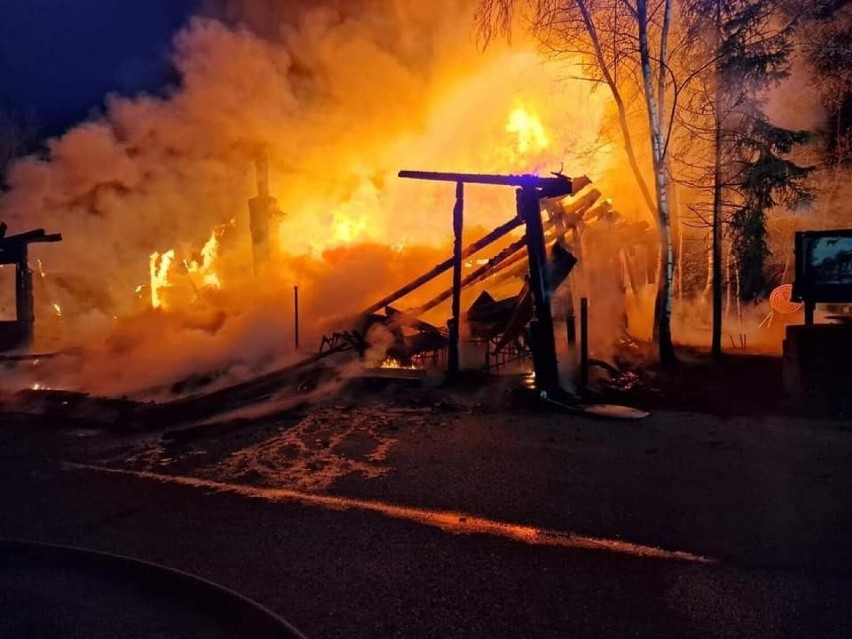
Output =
[{"x1": 248, "y1": 151, "x2": 277, "y2": 275}]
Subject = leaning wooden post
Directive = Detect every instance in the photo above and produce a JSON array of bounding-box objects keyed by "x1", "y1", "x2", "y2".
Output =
[
  {"x1": 15, "y1": 246, "x2": 34, "y2": 347},
  {"x1": 520, "y1": 187, "x2": 560, "y2": 390},
  {"x1": 448, "y1": 182, "x2": 464, "y2": 376},
  {"x1": 580, "y1": 297, "x2": 589, "y2": 387},
  {"x1": 565, "y1": 283, "x2": 577, "y2": 345}
]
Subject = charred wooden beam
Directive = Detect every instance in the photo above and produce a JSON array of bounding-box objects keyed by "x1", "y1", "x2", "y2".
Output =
[
  {"x1": 385, "y1": 306, "x2": 443, "y2": 335},
  {"x1": 3, "y1": 229, "x2": 46, "y2": 243},
  {"x1": 399, "y1": 170, "x2": 575, "y2": 198},
  {"x1": 519, "y1": 187, "x2": 560, "y2": 390},
  {"x1": 448, "y1": 181, "x2": 463, "y2": 375},
  {"x1": 15, "y1": 246, "x2": 33, "y2": 346},
  {"x1": 0, "y1": 225, "x2": 62, "y2": 351},
  {"x1": 580, "y1": 297, "x2": 589, "y2": 387},
  {"x1": 416, "y1": 216, "x2": 565, "y2": 314},
  {"x1": 471, "y1": 221, "x2": 567, "y2": 287},
  {"x1": 399, "y1": 168, "x2": 583, "y2": 391},
  {"x1": 0, "y1": 231, "x2": 62, "y2": 247},
  {"x1": 32, "y1": 233, "x2": 63, "y2": 243},
  {"x1": 360, "y1": 216, "x2": 523, "y2": 316},
  {"x1": 411, "y1": 236, "x2": 528, "y2": 315},
  {"x1": 562, "y1": 188, "x2": 602, "y2": 216},
  {"x1": 583, "y1": 200, "x2": 614, "y2": 223}
]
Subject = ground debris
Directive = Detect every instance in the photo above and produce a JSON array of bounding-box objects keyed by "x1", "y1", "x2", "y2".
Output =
[
  {"x1": 202, "y1": 406, "x2": 399, "y2": 491},
  {"x1": 0, "y1": 389, "x2": 146, "y2": 428}
]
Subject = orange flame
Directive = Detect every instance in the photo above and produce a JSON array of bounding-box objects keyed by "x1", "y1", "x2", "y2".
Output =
[
  {"x1": 146, "y1": 228, "x2": 222, "y2": 310},
  {"x1": 506, "y1": 106, "x2": 549, "y2": 155},
  {"x1": 149, "y1": 249, "x2": 175, "y2": 309},
  {"x1": 378, "y1": 358, "x2": 419, "y2": 370},
  {"x1": 185, "y1": 230, "x2": 222, "y2": 289}
]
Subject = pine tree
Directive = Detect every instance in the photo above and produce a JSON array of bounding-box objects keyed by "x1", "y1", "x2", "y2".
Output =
[
  {"x1": 679, "y1": 0, "x2": 813, "y2": 354},
  {"x1": 715, "y1": 0, "x2": 813, "y2": 303},
  {"x1": 730, "y1": 118, "x2": 812, "y2": 300},
  {"x1": 803, "y1": 0, "x2": 851, "y2": 167}
]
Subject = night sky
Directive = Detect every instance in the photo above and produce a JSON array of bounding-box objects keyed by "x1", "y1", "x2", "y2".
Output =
[{"x1": 0, "y1": 0, "x2": 200, "y2": 138}]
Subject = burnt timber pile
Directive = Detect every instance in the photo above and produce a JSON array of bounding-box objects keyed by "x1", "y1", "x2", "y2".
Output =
[{"x1": 0, "y1": 169, "x2": 658, "y2": 426}]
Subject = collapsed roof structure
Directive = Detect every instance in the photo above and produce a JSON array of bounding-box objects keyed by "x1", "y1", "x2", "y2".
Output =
[{"x1": 318, "y1": 169, "x2": 656, "y2": 392}]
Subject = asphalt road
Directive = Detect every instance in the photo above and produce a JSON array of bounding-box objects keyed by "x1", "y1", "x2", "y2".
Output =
[{"x1": 3, "y1": 408, "x2": 852, "y2": 638}]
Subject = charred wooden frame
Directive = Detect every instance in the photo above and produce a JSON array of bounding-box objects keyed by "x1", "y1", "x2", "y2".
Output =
[{"x1": 0, "y1": 225, "x2": 63, "y2": 351}]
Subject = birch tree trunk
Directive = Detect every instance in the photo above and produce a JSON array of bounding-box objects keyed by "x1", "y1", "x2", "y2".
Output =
[
  {"x1": 575, "y1": 0, "x2": 657, "y2": 219},
  {"x1": 634, "y1": 0, "x2": 676, "y2": 363}
]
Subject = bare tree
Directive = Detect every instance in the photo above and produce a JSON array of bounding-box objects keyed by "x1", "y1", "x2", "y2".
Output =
[
  {"x1": 476, "y1": 0, "x2": 678, "y2": 363},
  {"x1": 0, "y1": 110, "x2": 38, "y2": 186}
]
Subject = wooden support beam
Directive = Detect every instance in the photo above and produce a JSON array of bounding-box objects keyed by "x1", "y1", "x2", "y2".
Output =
[
  {"x1": 15, "y1": 246, "x2": 34, "y2": 347},
  {"x1": 3, "y1": 229, "x2": 46, "y2": 243},
  {"x1": 30, "y1": 233, "x2": 63, "y2": 243},
  {"x1": 520, "y1": 187, "x2": 560, "y2": 391},
  {"x1": 580, "y1": 297, "x2": 589, "y2": 387},
  {"x1": 360, "y1": 216, "x2": 523, "y2": 316},
  {"x1": 561, "y1": 188, "x2": 602, "y2": 216},
  {"x1": 448, "y1": 182, "x2": 464, "y2": 376},
  {"x1": 412, "y1": 236, "x2": 528, "y2": 316}
]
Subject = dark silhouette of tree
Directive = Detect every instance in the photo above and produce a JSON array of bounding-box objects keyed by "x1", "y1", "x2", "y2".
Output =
[
  {"x1": 678, "y1": 0, "x2": 813, "y2": 356},
  {"x1": 0, "y1": 109, "x2": 38, "y2": 187},
  {"x1": 801, "y1": 0, "x2": 851, "y2": 168}
]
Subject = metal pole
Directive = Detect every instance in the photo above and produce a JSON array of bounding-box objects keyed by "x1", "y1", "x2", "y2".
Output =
[
  {"x1": 580, "y1": 297, "x2": 589, "y2": 387},
  {"x1": 448, "y1": 182, "x2": 463, "y2": 376},
  {"x1": 293, "y1": 285, "x2": 300, "y2": 350}
]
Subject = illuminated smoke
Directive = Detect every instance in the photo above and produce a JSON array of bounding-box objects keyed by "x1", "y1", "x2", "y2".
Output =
[{"x1": 0, "y1": 0, "x2": 638, "y2": 394}]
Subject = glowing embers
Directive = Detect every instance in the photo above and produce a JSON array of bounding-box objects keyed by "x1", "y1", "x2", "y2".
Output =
[
  {"x1": 35, "y1": 259, "x2": 63, "y2": 320},
  {"x1": 364, "y1": 355, "x2": 427, "y2": 380},
  {"x1": 146, "y1": 228, "x2": 223, "y2": 310},
  {"x1": 378, "y1": 357, "x2": 420, "y2": 370},
  {"x1": 506, "y1": 106, "x2": 549, "y2": 155}
]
